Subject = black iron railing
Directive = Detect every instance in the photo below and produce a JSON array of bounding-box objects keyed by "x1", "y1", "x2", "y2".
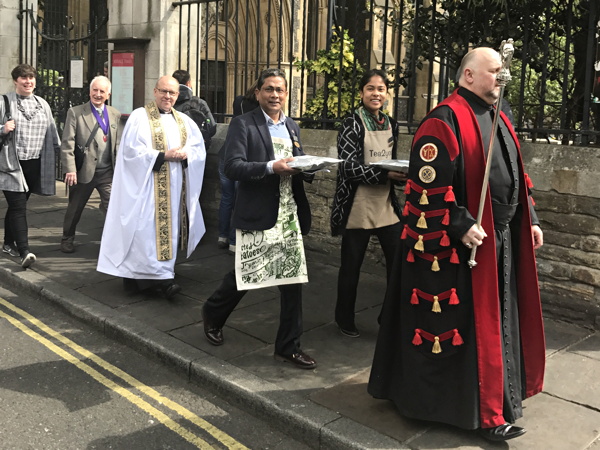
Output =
[{"x1": 173, "y1": 0, "x2": 600, "y2": 145}]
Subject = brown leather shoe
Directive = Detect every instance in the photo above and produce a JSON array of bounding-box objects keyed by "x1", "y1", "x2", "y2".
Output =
[
  {"x1": 202, "y1": 306, "x2": 224, "y2": 346},
  {"x1": 273, "y1": 350, "x2": 317, "y2": 369}
]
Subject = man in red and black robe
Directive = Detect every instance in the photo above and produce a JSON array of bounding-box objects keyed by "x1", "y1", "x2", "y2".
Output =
[{"x1": 368, "y1": 47, "x2": 545, "y2": 442}]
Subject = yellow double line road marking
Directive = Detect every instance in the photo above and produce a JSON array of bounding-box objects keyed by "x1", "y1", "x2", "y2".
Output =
[{"x1": 0, "y1": 297, "x2": 248, "y2": 450}]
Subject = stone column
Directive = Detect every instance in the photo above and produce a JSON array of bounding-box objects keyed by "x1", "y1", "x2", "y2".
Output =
[{"x1": 0, "y1": 0, "x2": 34, "y2": 92}]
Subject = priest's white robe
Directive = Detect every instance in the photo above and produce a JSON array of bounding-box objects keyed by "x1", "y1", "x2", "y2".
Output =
[{"x1": 97, "y1": 106, "x2": 206, "y2": 279}]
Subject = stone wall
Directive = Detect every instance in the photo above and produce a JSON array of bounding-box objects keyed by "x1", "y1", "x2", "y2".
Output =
[
  {"x1": 0, "y1": 0, "x2": 28, "y2": 93},
  {"x1": 521, "y1": 145, "x2": 600, "y2": 328},
  {"x1": 202, "y1": 125, "x2": 600, "y2": 328}
]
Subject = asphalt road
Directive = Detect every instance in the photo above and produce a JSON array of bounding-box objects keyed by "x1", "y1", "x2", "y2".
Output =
[{"x1": 0, "y1": 285, "x2": 310, "y2": 450}]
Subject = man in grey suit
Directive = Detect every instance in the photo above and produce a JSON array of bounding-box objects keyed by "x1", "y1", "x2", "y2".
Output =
[{"x1": 60, "y1": 76, "x2": 122, "y2": 253}]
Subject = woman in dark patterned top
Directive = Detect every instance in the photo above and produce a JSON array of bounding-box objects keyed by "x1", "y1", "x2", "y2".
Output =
[{"x1": 330, "y1": 69, "x2": 406, "y2": 337}]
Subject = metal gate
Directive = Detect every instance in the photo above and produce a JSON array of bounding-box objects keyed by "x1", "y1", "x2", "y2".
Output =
[{"x1": 18, "y1": 0, "x2": 109, "y2": 135}]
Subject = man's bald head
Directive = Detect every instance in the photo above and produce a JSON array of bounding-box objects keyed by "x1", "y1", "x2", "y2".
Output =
[
  {"x1": 153, "y1": 76, "x2": 180, "y2": 112},
  {"x1": 456, "y1": 47, "x2": 503, "y2": 105}
]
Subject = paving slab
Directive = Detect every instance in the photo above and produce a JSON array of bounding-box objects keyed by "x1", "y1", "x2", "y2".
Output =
[
  {"x1": 543, "y1": 316, "x2": 594, "y2": 357},
  {"x1": 569, "y1": 334, "x2": 600, "y2": 362},
  {"x1": 544, "y1": 351, "x2": 600, "y2": 411},
  {"x1": 172, "y1": 321, "x2": 272, "y2": 361},
  {"x1": 118, "y1": 294, "x2": 203, "y2": 332},
  {"x1": 310, "y1": 369, "x2": 426, "y2": 444},
  {"x1": 78, "y1": 278, "x2": 147, "y2": 307},
  {"x1": 589, "y1": 438, "x2": 600, "y2": 449}
]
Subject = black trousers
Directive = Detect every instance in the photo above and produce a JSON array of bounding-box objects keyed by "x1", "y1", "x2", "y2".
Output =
[
  {"x1": 203, "y1": 269, "x2": 303, "y2": 355},
  {"x1": 63, "y1": 169, "x2": 112, "y2": 238},
  {"x1": 335, "y1": 222, "x2": 401, "y2": 328},
  {"x1": 3, "y1": 158, "x2": 41, "y2": 256}
]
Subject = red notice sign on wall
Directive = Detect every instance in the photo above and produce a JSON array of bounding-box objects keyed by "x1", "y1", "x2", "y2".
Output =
[{"x1": 111, "y1": 52, "x2": 135, "y2": 114}]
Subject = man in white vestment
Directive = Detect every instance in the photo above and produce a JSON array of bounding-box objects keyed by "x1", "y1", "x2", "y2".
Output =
[{"x1": 97, "y1": 76, "x2": 206, "y2": 299}]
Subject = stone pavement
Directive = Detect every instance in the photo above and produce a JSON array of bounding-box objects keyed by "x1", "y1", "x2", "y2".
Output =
[{"x1": 0, "y1": 185, "x2": 599, "y2": 449}]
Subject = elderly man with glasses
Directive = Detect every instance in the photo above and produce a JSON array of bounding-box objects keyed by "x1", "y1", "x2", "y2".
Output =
[
  {"x1": 201, "y1": 68, "x2": 317, "y2": 370},
  {"x1": 97, "y1": 76, "x2": 207, "y2": 300}
]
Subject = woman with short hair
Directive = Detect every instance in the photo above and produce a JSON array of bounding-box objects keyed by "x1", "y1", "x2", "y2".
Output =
[{"x1": 0, "y1": 64, "x2": 59, "y2": 268}]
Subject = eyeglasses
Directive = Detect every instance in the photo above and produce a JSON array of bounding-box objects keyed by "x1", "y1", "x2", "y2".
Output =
[
  {"x1": 261, "y1": 86, "x2": 286, "y2": 94},
  {"x1": 156, "y1": 88, "x2": 179, "y2": 97}
]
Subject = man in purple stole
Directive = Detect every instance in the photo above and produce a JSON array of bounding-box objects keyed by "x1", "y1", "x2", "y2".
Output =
[{"x1": 60, "y1": 76, "x2": 122, "y2": 253}]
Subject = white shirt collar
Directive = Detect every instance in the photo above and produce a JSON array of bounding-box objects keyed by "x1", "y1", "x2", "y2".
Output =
[{"x1": 260, "y1": 108, "x2": 286, "y2": 125}]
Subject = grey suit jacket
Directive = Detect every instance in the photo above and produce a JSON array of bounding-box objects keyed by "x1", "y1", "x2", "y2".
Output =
[{"x1": 60, "y1": 102, "x2": 122, "y2": 184}]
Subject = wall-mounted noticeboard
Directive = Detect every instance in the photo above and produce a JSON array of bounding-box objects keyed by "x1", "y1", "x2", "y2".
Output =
[{"x1": 111, "y1": 52, "x2": 135, "y2": 114}]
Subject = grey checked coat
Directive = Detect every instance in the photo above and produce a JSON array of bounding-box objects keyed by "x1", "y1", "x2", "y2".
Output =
[{"x1": 0, "y1": 92, "x2": 59, "y2": 194}]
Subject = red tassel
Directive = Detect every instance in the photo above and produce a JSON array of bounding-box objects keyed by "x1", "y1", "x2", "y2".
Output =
[
  {"x1": 444, "y1": 186, "x2": 455, "y2": 202},
  {"x1": 401, "y1": 225, "x2": 408, "y2": 239},
  {"x1": 410, "y1": 289, "x2": 419, "y2": 305},
  {"x1": 450, "y1": 248, "x2": 459, "y2": 264},
  {"x1": 452, "y1": 329, "x2": 464, "y2": 346},
  {"x1": 449, "y1": 288, "x2": 459, "y2": 305},
  {"x1": 403, "y1": 201, "x2": 410, "y2": 216},
  {"x1": 442, "y1": 209, "x2": 450, "y2": 225},
  {"x1": 525, "y1": 173, "x2": 534, "y2": 188},
  {"x1": 531, "y1": 196, "x2": 536, "y2": 206},
  {"x1": 412, "y1": 329, "x2": 423, "y2": 346},
  {"x1": 406, "y1": 249, "x2": 415, "y2": 262},
  {"x1": 404, "y1": 179, "x2": 411, "y2": 195},
  {"x1": 440, "y1": 230, "x2": 450, "y2": 246}
]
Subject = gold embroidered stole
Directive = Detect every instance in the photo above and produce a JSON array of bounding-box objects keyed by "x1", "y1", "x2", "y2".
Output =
[{"x1": 144, "y1": 102, "x2": 188, "y2": 261}]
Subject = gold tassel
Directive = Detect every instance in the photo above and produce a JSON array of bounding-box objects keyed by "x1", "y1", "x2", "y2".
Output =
[
  {"x1": 417, "y1": 212, "x2": 428, "y2": 229},
  {"x1": 431, "y1": 256, "x2": 440, "y2": 272},
  {"x1": 419, "y1": 189, "x2": 429, "y2": 205},
  {"x1": 432, "y1": 336, "x2": 442, "y2": 354},
  {"x1": 414, "y1": 235, "x2": 425, "y2": 252},
  {"x1": 432, "y1": 295, "x2": 442, "y2": 313}
]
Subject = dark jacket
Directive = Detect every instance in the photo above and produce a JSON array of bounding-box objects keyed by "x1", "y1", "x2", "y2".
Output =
[
  {"x1": 223, "y1": 107, "x2": 312, "y2": 234},
  {"x1": 174, "y1": 85, "x2": 216, "y2": 147},
  {"x1": 233, "y1": 95, "x2": 259, "y2": 117}
]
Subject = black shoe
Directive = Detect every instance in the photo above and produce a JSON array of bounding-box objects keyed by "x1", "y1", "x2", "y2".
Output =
[
  {"x1": 337, "y1": 323, "x2": 360, "y2": 338},
  {"x1": 161, "y1": 282, "x2": 181, "y2": 300},
  {"x1": 217, "y1": 238, "x2": 228, "y2": 249},
  {"x1": 2, "y1": 244, "x2": 19, "y2": 257},
  {"x1": 273, "y1": 350, "x2": 317, "y2": 369},
  {"x1": 479, "y1": 423, "x2": 526, "y2": 442},
  {"x1": 60, "y1": 237, "x2": 75, "y2": 253},
  {"x1": 202, "y1": 306, "x2": 224, "y2": 346},
  {"x1": 20, "y1": 251, "x2": 36, "y2": 269}
]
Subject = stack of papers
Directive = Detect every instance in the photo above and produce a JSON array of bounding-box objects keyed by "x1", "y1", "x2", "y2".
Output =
[
  {"x1": 369, "y1": 159, "x2": 410, "y2": 171},
  {"x1": 287, "y1": 155, "x2": 344, "y2": 172}
]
